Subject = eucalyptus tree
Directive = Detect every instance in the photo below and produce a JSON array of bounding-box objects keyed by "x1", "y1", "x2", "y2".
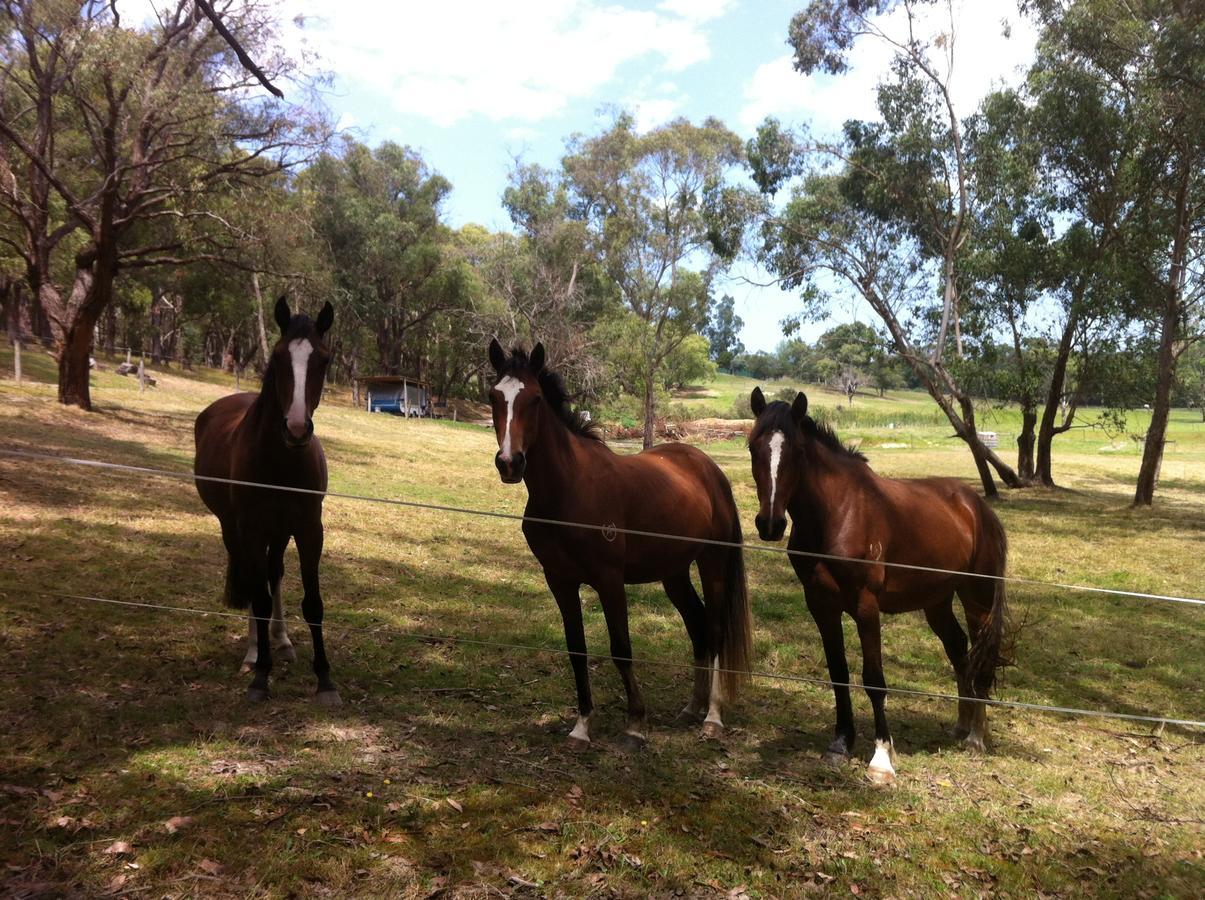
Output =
[
  {"x1": 704, "y1": 294, "x2": 745, "y2": 371},
  {"x1": 561, "y1": 114, "x2": 762, "y2": 448},
  {"x1": 0, "y1": 0, "x2": 325, "y2": 409},
  {"x1": 1023, "y1": 0, "x2": 1203, "y2": 505},
  {"x1": 773, "y1": 0, "x2": 1023, "y2": 494},
  {"x1": 304, "y1": 139, "x2": 474, "y2": 381}
]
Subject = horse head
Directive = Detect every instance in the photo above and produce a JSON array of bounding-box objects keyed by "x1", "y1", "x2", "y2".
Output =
[
  {"x1": 487, "y1": 337, "x2": 547, "y2": 483},
  {"x1": 270, "y1": 296, "x2": 334, "y2": 450},
  {"x1": 748, "y1": 386, "x2": 808, "y2": 541}
]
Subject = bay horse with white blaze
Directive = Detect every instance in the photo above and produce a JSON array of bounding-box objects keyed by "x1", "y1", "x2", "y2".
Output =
[
  {"x1": 747, "y1": 388, "x2": 1010, "y2": 784},
  {"x1": 194, "y1": 296, "x2": 340, "y2": 705},
  {"x1": 488, "y1": 339, "x2": 752, "y2": 751}
]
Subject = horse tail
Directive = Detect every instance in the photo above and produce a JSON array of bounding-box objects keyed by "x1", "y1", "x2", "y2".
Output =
[
  {"x1": 717, "y1": 485, "x2": 753, "y2": 701},
  {"x1": 966, "y1": 502, "x2": 1013, "y2": 697}
]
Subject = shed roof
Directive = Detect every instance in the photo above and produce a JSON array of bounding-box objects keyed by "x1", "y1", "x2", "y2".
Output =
[{"x1": 355, "y1": 375, "x2": 430, "y2": 387}]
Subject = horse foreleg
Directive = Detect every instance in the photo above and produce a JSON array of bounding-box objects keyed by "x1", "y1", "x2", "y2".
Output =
[
  {"x1": 598, "y1": 580, "x2": 647, "y2": 752},
  {"x1": 268, "y1": 536, "x2": 295, "y2": 663},
  {"x1": 807, "y1": 591, "x2": 856, "y2": 763},
  {"x1": 663, "y1": 572, "x2": 709, "y2": 724},
  {"x1": 853, "y1": 595, "x2": 896, "y2": 785},
  {"x1": 924, "y1": 598, "x2": 974, "y2": 740},
  {"x1": 548, "y1": 577, "x2": 592, "y2": 751},
  {"x1": 235, "y1": 548, "x2": 274, "y2": 703},
  {"x1": 296, "y1": 519, "x2": 339, "y2": 706}
]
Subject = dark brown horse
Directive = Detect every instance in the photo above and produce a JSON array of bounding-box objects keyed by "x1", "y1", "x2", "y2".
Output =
[
  {"x1": 747, "y1": 388, "x2": 1010, "y2": 783},
  {"x1": 488, "y1": 339, "x2": 752, "y2": 750},
  {"x1": 194, "y1": 296, "x2": 339, "y2": 705}
]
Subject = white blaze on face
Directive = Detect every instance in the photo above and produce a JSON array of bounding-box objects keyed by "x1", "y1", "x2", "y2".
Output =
[
  {"x1": 287, "y1": 338, "x2": 313, "y2": 438},
  {"x1": 495, "y1": 375, "x2": 524, "y2": 461},
  {"x1": 768, "y1": 430, "x2": 786, "y2": 513}
]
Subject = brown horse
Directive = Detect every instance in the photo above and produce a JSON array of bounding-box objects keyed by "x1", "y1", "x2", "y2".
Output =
[
  {"x1": 194, "y1": 296, "x2": 340, "y2": 705},
  {"x1": 747, "y1": 388, "x2": 1010, "y2": 784},
  {"x1": 488, "y1": 339, "x2": 752, "y2": 751}
]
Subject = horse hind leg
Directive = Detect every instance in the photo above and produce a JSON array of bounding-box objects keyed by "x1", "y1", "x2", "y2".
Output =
[
  {"x1": 957, "y1": 585, "x2": 996, "y2": 754},
  {"x1": 696, "y1": 554, "x2": 730, "y2": 739},
  {"x1": 662, "y1": 571, "x2": 709, "y2": 725},
  {"x1": 923, "y1": 596, "x2": 975, "y2": 741}
]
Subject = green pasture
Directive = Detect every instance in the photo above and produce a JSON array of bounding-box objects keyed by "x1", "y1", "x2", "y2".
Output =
[{"x1": 0, "y1": 345, "x2": 1202, "y2": 898}]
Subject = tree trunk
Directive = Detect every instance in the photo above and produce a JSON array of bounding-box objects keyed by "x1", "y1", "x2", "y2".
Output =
[
  {"x1": 1017, "y1": 408, "x2": 1037, "y2": 483},
  {"x1": 1134, "y1": 292, "x2": 1180, "y2": 506},
  {"x1": 641, "y1": 374, "x2": 656, "y2": 450},
  {"x1": 1035, "y1": 306, "x2": 1080, "y2": 488},
  {"x1": 1134, "y1": 162, "x2": 1190, "y2": 507},
  {"x1": 252, "y1": 273, "x2": 270, "y2": 371}
]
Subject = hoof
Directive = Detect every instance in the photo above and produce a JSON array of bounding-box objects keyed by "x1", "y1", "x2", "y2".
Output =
[
  {"x1": 275, "y1": 644, "x2": 297, "y2": 663},
  {"x1": 564, "y1": 735, "x2": 591, "y2": 754},
  {"x1": 239, "y1": 661, "x2": 255, "y2": 675},
  {"x1": 866, "y1": 764, "x2": 896, "y2": 786},
  {"x1": 314, "y1": 689, "x2": 342, "y2": 707},
  {"x1": 246, "y1": 686, "x2": 270, "y2": 703},
  {"x1": 952, "y1": 723, "x2": 971, "y2": 740},
  {"x1": 822, "y1": 751, "x2": 849, "y2": 768},
  {"x1": 700, "y1": 720, "x2": 723, "y2": 740},
  {"x1": 963, "y1": 734, "x2": 988, "y2": 755},
  {"x1": 618, "y1": 731, "x2": 647, "y2": 753}
]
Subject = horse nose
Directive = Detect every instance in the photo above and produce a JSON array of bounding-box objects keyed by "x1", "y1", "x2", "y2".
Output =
[
  {"x1": 755, "y1": 513, "x2": 786, "y2": 542},
  {"x1": 495, "y1": 451, "x2": 526, "y2": 483},
  {"x1": 286, "y1": 417, "x2": 309, "y2": 440}
]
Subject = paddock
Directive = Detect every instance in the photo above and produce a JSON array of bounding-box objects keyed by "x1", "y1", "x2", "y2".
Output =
[{"x1": 1, "y1": 355, "x2": 1202, "y2": 897}]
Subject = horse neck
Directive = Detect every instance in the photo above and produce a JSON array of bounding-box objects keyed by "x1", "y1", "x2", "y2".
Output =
[
  {"x1": 244, "y1": 360, "x2": 286, "y2": 443},
  {"x1": 787, "y1": 436, "x2": 850, "y2": 519},
  {"x1": 521, "y1": 408, "x2": 593, "y2": 504}
]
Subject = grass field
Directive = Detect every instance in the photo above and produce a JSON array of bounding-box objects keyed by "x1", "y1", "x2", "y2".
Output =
[{"x1": 1, "y1": 346, "x2": 1202, "y2": 898}]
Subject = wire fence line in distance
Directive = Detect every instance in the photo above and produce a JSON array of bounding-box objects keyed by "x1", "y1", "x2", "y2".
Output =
[
  {"x1": 8, "y1": 588, "x2": 1202, "y2": 731},
  {"x1": 2, "y1": 446, "x2": 1203, "y2": 609}
]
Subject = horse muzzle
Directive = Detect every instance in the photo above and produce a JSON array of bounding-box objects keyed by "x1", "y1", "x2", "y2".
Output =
[
  {"x1": 495, "y1": 451, "x2": 525, "y2": 483},
  {"x1": 283, "y1": 418, "x2": 314, "y2": 450},
  {"x1": 755, "y1": 513, "x2": 787, "y2": 542}
]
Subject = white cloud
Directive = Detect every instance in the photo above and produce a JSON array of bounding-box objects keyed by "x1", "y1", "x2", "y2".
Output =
[
  {"x1": 657, "y1": 0, "x2": 735, "y2": 23},
  {"x1": 289, "y1": 0, "x2": 724, "y2": 127},
  {"x1": 633, "y1": 97, "x2": 682, "y2": 132},
  {"x1": 738, "y1": 1, "x2": 1037, "y2": 136}
]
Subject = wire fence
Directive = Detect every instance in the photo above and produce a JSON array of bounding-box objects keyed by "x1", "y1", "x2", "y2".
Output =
[
  {"x1": 1, "y1": 445, "x2": 1202, "y2": 731},
  {"x1": 15, "y1": 590, "x2": 1203, "y2": 731},
  {"x1": 2, "y1": 447, "x2": 1202, "y2": 608}
]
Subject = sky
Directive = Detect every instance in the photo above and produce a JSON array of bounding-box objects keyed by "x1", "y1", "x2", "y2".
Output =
[{"x1": 280, "y1": 0, "x2": 1038, "y2": 352}]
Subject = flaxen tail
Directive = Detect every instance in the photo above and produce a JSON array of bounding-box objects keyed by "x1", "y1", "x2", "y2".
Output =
[
  {"x1": 966, "y1": 503, "x2": 1013, "y2": 696},
  {"x1": 717, "y1": 486, "x2": 753, "y2": 700}
]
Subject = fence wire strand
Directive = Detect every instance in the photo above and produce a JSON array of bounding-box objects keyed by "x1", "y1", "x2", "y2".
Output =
[
  {"x1": 7, "y1": 589, "x2": 1200, "y2": 730},
  {"x1": 2, "y1": 446, "x2": 1203, "y2": 608}
]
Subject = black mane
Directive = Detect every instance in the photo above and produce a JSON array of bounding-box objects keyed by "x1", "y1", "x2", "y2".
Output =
[
  {"x1": 502, "y1": 347, "x2": 604, "y2": 442},
  {"x1": 751, "y1": 401, "x2": 867, "y2": 462}
]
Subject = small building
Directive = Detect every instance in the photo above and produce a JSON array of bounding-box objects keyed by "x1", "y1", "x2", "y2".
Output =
[
  {"x1": 978, "y1": 431, "x2": 999, "y2": 448},
  {"x1": 357, "y1": 375, "x2": 431, "y2": 417}
]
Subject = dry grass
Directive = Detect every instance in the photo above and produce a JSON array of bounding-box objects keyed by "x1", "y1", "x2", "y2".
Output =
[{"x1": 0, "y1": 346, "x2": 1202, "y2": 898}]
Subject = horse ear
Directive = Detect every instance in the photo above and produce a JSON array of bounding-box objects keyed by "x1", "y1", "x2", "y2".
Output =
[
  {"x1": 274, "y1": 295, "x2": 291, "y2": 334},
  {"x1": 791, "y1": 392, "x2": 808, "y2": 423},
  {"x1": 529, "y1": 342, "x2": 546, "y2": 374},
  {"x1": 750, "y1": 387, "x2": 766, "y2": 417},
  {"x1": 488, "y1": 337, "x2": 506, "y2": 375},
  {"x1": 315, "y1": 301, "x2": 334, "y2": 336}
]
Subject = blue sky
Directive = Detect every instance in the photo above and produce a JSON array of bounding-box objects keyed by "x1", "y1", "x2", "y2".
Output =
[{"x1": 283, "y1": 0, "x2": 1035, "y2": 351}]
